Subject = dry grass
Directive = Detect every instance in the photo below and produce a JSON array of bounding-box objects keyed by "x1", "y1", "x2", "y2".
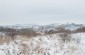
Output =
[
  {"x1": 0, "y1": 36, "x2": 14, "y2": 45},
  {"x1": 33, "y1": 46, "x2": 45, "y2": 53},
  {"x1": 20, "y1": 43, "x2": 29, "y2": 55}
]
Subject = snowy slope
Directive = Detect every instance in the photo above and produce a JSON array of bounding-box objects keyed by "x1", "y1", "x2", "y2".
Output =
[
  {"x1": 4, "y1": 24, "x2": 39, "y2": 29},
  {"x1": 1, "y1": 23, "x2": 84, "y2": 30},
  {"x1": 0, "y1": 33, "x2": 85, "y2": 55}
]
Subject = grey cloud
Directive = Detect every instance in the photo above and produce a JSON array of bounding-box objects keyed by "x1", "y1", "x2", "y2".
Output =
[{"x1": 0, "y1": 0, "x2": 85, "y2": 25}]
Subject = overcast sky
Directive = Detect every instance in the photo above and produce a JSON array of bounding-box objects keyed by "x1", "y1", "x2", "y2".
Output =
[{"x1": 0, "y1": 0, "x2": 85, "y2": 25}]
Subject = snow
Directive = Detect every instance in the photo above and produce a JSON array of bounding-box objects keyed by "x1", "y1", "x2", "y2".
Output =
[
  {"x1": 0, "y1": 33, "x2": 85, "y2": 55},
  {"x1": 2, "y1": 23, "x2": 83, "y2": 30}
]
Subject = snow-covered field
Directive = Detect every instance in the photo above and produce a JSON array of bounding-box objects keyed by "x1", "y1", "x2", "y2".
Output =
[{"x1": 0, "y1": 33, "x2": 85, "y2": 55}]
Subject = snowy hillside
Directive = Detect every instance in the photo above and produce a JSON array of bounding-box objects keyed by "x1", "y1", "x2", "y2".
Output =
[
  {"x1": 1, "y1": 23, "x2": 84, "y2": 30},
  {"x1": 0, "y1": 33, "x2": 85, "y2": 55},
  {"x1": 4, "y1": 24, "x2": 39, "y2": 29}
]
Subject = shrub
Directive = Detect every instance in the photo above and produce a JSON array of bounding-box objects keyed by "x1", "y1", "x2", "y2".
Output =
[
  {"x1": 44, "y1": 30, "x2": 57, "y2": 35},
  {"x1": 18, "y1": 28, "x2": 39, "y2": 37},
  {"x1": 74, "y1": 26, "x2": 85, "y2": 33},
  {"x1": 59, "y1": 33, "x2": 72, "y2": 43},
  {"x1": 44, "y1": 26, "x2": 71, "y2": 35},
  {"x1": 56, "y1": 26, "x2": 71, "y2": 33}
]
